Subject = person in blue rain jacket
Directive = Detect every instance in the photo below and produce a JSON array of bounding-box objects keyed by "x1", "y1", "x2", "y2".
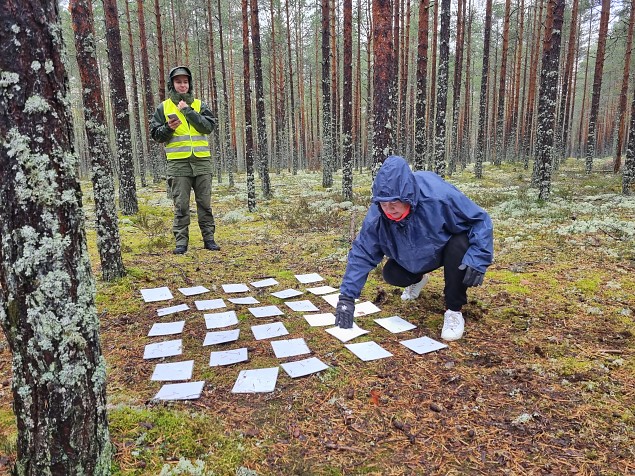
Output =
[{"x1": 334, "y1": 155, "x2": 494, "y2": 341}]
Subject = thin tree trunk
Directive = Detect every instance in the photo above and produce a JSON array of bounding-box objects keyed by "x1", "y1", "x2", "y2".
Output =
[
  {"x1": 285, "y1": 0, "x2": 299, "y2": 175},
  {"x1": 242, "y1": 0, "x2": 256, "y2": 211},
  {"x1": 70, "y1": 0, "x2": 126, "y2": 282},
  {"x1": 427, "y1": 0, "x2": 439, "y2": 165},
  {"x1": 557, "y1": 0, "x2": 578, "y2": 165},
  {"x1": 414, "y1": 0, "x2": 430, "y2": 171},
  {"x1": 103, "y1": 0, "x2": 138, "y2": 215},
  {"x1": 1, "y1": 0, "x2": 111, "y2": 472},
  {"x1": 586, "y1": 0, "x2": 610, "y2": 173},
  {"x1": 342, "y1": 0, "x2": 354, "y2": 199},
  {"x1": 321, "y1": 0, "x2": 334, "y2": 185},
  {"x1": 475, "y1": 0, "x2": 493, "y2": 178},
  {"x1": 154, "y1": 0, "x2": 166, "y2": 101},
  {"x1": 449, "y1": 0, "x2": 465, "y2": 175},
  {"x1": 623, "y1": 92, "x2": 635, "y2": 194},
  {"x1": 216, "y1": 0, "x2": 236, "y2": 185},
  {"x1": 614, "y1": 0, "x2": 635, "y2": 172},
  {"x1": 494, "y1": 0, "x2": 511, "y2": 166},
  {"x1": 433, "y1": 0, "x2": 450, "y2": 176}
]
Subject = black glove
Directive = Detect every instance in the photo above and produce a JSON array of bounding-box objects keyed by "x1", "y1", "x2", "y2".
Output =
[
  {"x1": 334, "y1": 294, "x2": 355, "y2": 329},
  {"x1": 459, "y1": 264, "x2": 484, "y2": 287}
]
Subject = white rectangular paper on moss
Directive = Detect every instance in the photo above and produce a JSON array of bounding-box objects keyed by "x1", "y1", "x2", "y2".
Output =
[
  {"x1": 195, "y1": 299, "x2": 226, "y2": 311},
  {"x1": 400, "y1": 336, "x2": 448, "y2": 354},
  {"x1": 271, "y1": 288, "x2": 304, "y2": 299},
  {"x1": 295, "y1": 273, "x2": 324, "y2": 284},
  {"x1": 250, "y1": 278, "x2": 279, "y2": 288},
  {"x1": 209, "y1": 348, "x2": 248, "y2": 367},
  {"x1": 141, "y1": 287, "x2": 173, "y2": 303},
  {"x1": 281, "y1": 357, "x2": 329, "y2": 378},
  {"x1": 251, "y1": 322, "x2": 289, "y2": 340},
  {"x1": 204, "y1": 310, "x2": 239, "y2": 329},
  {"x1": 154, "y1": 381, "x2": 205, "y2": 400},
  {"x1": 178, "y1": 285, "x2": 209, "y2": 296},
  {"x1": 345, "y1": 341, "x2": 393, "y2": 361},
  {"x1": 203, "y1": 329, "x2": 240, "y2": 346},
  {"x1": 248, "y1": 305, "x2": 284, "y2": 318},
  {"x1": 321, "y1": 293, "x2": 340, "y2": 308},
  {"x1": 374, "y1": 316, "x2": 417, "y2": 333},
  {"x1": 284, "y1": 299, "x2": 320, "y2": 312},
  {"x1": 306, "y1": 285, "x2": 338, "y2": 295},
  {"x1": 325, "y1": 323, "x2": 369, "y2": 343},
  {"x1": 353, "y1": 301, "x2": 381, "y2": 317},
  {"x1": 231, "y1": 367, "x2": 279, "y2": 393},
  {"x1": 270, "y1": 338, "x2": 311, "y2": 358},
  {"x1": 151, "y1": 360, "x2": 194, "y2": 381},
  {"x1": 143, "y1": 339, "x2": 182, "y2": 359},
  {"x1": 222, "y1": 283, "x2": 250, "y2": 293},
  {"x1": 157, "y1": 303, "x2": 189, "y2": 317},
  {"x1": 148, "y1": 321, "x2": 185, "y2": 337},
  {"x1": 228, "y1": 296, "x2": 260, "y2": 305},
  {"x1": 304, "y1": 312, "x2": 336, "y2": 327}
]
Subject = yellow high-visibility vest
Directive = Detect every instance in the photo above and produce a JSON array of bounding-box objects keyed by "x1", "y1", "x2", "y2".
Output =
[{"x1": 163, "y1": 99, "x2": 211, "y2": 159}]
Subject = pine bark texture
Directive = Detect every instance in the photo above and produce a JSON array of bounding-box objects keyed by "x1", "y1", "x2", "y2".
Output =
[
  {"x1": 433, "y1": 0, "x2": 450, "y2": 176},
  {"x1": 285, "y1": 0, "x2": 299, "y2": 175},
  {"x1": 242, "y1": 0, "x2": 257, "y2": 211},
  {"x1": 475, "y1": 0, "x2": 493, "y2": 178},
  {"x1": 70, "y1": 0, "x2": 126, "y2": 281},
  {"x1": 623, "y1": 92, "x2": 635, "y2": 194},
  {"x1": 414, "y1": 0, "x2": 430, "y2": 171},
  {"x1": 372, "y1": 0, "x2": 396, "y2": 169},
  {"x1": 250, "y1": 0, "x2": 272, "y2": 197},
  {"x1": 342, "y1": 0, "x2": 354, "y2": 200},
  {"x1": 558, "y1": 0, "x2": 579, "y2": 165},
  {"x1": 0, "y1": 0, "x2": 111, "y2": 473},
  {"x1": 321, "y1": 0, "x2": 334, "y2": 186},
  {"x1": 614, "y1": 0, "x2": 635, "y2": 172},
  {"x1": 585, "y1": 0, "x2": 610, "y2": 173},
  {"x1": 103, "y1": 0, "x2": 139, "y2": 215},
  {"x1": 494, "y1": 0, "x2": 511, "y2": 166},
  {"x1": 535, "y1": 0, "x2": 564, "y2": 200}
]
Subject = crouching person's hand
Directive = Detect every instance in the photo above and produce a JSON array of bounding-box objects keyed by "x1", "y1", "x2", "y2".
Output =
[{"x1": 334, "y1": 295, "x2": 355, "y2": 329}]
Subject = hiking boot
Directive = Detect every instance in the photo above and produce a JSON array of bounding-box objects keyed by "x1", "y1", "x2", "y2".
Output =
[
  {"x1": 401, "y1": 274, "x2": 430, "y2": 301},
  {"x1": 173, "y1": 245, "x2": 187, "y2": 255},
  {"x1": 203, "y1": 239, "x2": 221, "y2": 251},
  {"x1": 441, "y1": 309, "x2": 465, "y2": 341}
]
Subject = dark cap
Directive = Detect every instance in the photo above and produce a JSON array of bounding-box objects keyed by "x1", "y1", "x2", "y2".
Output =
[{"x1": 171, "y1": 67, "x2": 190, "y2": 78}]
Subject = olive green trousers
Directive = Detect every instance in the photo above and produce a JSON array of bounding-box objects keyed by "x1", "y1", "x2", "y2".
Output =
[{"x1": 168, "y1": 174, "x2": 216, "y2": 246}]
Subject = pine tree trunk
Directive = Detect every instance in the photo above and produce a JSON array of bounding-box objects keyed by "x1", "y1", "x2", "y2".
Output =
[
  {"x1": 495, "y1": 0, "x2": 511, "y2": 166},
  {"x1": 70, "y1": 0, "x2": 125, "y2": 282},
  {"x1": 623, "y1": 92, "x2": 635, "y2": 194},
  {"x1": 342, "y1": 0, "x2": 354, "y2": 200},
  {"x1": 535, "y1": 0, "x2": 565, "y2": 200},
  {"x1": 448, "y1": 0, "x2": 465, "y2": 175},
  {"x1": 205, "y1": 0, "x2": 223, "y2": 184},
  {"x1": 433, "y1": 0, "x2": 450, "y2": 176},
  {"x1": 414, "y1": 0, "x2": 430, "y2": 171},
  {"x1": 154, "y1": 0, "x2": 166, "y2": 101},
  {"x1": 242, "y1": 0, "x2": 257, "y2": 211},
  {"x1": 372, "y1": 0, "x2": 396, "y2": 170},
  {"x1": 285, "y1": 0, "x2": 299, "y2": 175},
  {"x1": 1, "y1": 0, "x2": 112, "y2": 472},
  {"x1": 475, "y1": 0, "x2": 493, "y2": 178},
  {"x1": 585, "y1": 0, "x2": 610, "y2": 173},
  {"x1": 427, "y1": 0, "x2": 439, "y2": 166},
  {"x1": 103, "y1": 0, "x2": 139, "y2": 215},
  {"x1": 557, "y1": 0, "x2": 578, "y2": 165},
  {"x1": 321, "y1": 0, "x2": 334, "y2": 186}
]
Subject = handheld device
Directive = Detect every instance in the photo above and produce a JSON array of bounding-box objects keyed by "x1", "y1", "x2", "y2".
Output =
[{"x1": 167, "y1": 113, "x2": 179, "y2": 121}]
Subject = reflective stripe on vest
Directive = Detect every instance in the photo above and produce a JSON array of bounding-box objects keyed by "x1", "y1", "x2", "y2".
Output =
[{"x1": 163, "y1": 99, "x2": 211, "y2": 159}]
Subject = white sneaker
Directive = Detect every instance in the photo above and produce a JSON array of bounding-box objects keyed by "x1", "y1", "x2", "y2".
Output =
[
  {"x1": 401, "y1": 274, "x2": 430, "y2": 301},
  {"x1": 441, "y1": 310, "x2": 465, "y2": 341}
]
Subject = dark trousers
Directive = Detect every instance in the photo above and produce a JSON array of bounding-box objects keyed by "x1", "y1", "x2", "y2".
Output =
[
  {"x1": 168, "y1": 174, "x2": 216, "y2": 246},
  {"x1": 382, "y1": 233, "x2": 469, "y2": 312}
]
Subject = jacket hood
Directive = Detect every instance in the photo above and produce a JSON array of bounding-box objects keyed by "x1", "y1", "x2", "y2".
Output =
[
  {"x1": 371, "y1": 156, "x2": 418, "y2": 207},
  {"x1": 168, "y1": 65, "x2": 193, "y2": 94}
]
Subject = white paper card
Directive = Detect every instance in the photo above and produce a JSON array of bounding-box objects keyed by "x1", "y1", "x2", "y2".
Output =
[
  {"x1": 195, "y1": 299, "x2": 226, "y2": 311},
  {"x1": 307, "y1": 285, "x2": 338, "y2": 295},
  {"x1": 222, "y1": 283, "x2": 250, "y2": 293},
  {"x1": 374, "y1": 316, "x2": 417, "y2": 333},
  {"x1": 248, "y1": 305, "x2": 284, "y2": 318},
  {"x1": 148, "y1": 321, "x2": 185, "y2": 337},
  {"x1": 154, "y1": 381, "x2": 205, "y2": 400},
  {"x1": 141, "y1": 287, "x2": 173, "y2": 303},
  {"x1": 271, "y1": 338, "x2": 311, "y2": 358},
  {"x1": 304, "y1": 312, "x2": 336, "y2": 327},
  {"x1": 271, "y1": 288, "x2": 304, "y2": 299},
  {"x1": 209, "y1": 348, "x2": 249, "y2": 367},
  {"x1": 325, "y1": 323, "x2": 369, "y2": 343},
  {"x1": 151, "y1": 360, "x2": 194, "y2": 381},
  {"x1": 284, "y1": 299, "x2": 320, "y2": 312},
  {"x1": 295, "y1": 273, "x2": 324, "y2": 284},
  {"x1": 321, "y1": 293, "x2": 341, "y2": 307},
  {"x1": 354, "y1": 301, "x2": 381, "y2": 317},
  {"x1": 281, "y1": 357, "x2": 329, "y2": 378},
  {"x1": 228, "y1": 296, "x2": 260, "y2": 305},
  {"x1": 232, "y1": 367, "x2": 279, "y2": 393},
  {"x1": 345, "y1": 341, "x2": 393, "y2": 361},
  {"x1": 143, "y1": 339, "x2": 182, "y2": 359},
  {"x1": 400, "y1": 336, "x2": 448, "y2": 354},
  {"x1": 178, "y1": 285, "x2": 209, "y2": 296},
  {"x1": 204, "y1": 310, "x2": 239, "y2": 329},
  {"x1": 251, "y1": 277, "x2": 279, "y2": 288},
  {"x1": 203, "y1": 329, "x2": 240, "y2": 346},
  {"x1": 251, "y1": 322, "x2": 289, "y2": 340},
  {"x1": 157, "y1": 304, "x2": 189, "y2": 317}
]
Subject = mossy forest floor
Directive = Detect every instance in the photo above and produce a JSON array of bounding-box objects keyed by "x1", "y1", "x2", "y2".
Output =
[{"x1": 1, "y1": 159, "x2": 634, "y2": 475}]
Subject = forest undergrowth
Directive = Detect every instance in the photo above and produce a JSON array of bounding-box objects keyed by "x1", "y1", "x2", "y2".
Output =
[{"x1": 0, "y1": 158, "x2": 634, "y2": 475}]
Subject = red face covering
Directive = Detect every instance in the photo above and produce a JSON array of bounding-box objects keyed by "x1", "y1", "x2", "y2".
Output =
[{"x1": 384, "y1": 204, "x2": 411, "y2": 222}]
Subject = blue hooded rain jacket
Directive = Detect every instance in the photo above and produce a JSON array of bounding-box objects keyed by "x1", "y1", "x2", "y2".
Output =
[{"x1": 339, "y1": 156, "x2": 494, "y2": 299}]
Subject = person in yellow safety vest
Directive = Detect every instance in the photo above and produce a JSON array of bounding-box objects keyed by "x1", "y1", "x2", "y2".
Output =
[{"x1": 150, "y1": 66, "x2": 220, "y2": 254}]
